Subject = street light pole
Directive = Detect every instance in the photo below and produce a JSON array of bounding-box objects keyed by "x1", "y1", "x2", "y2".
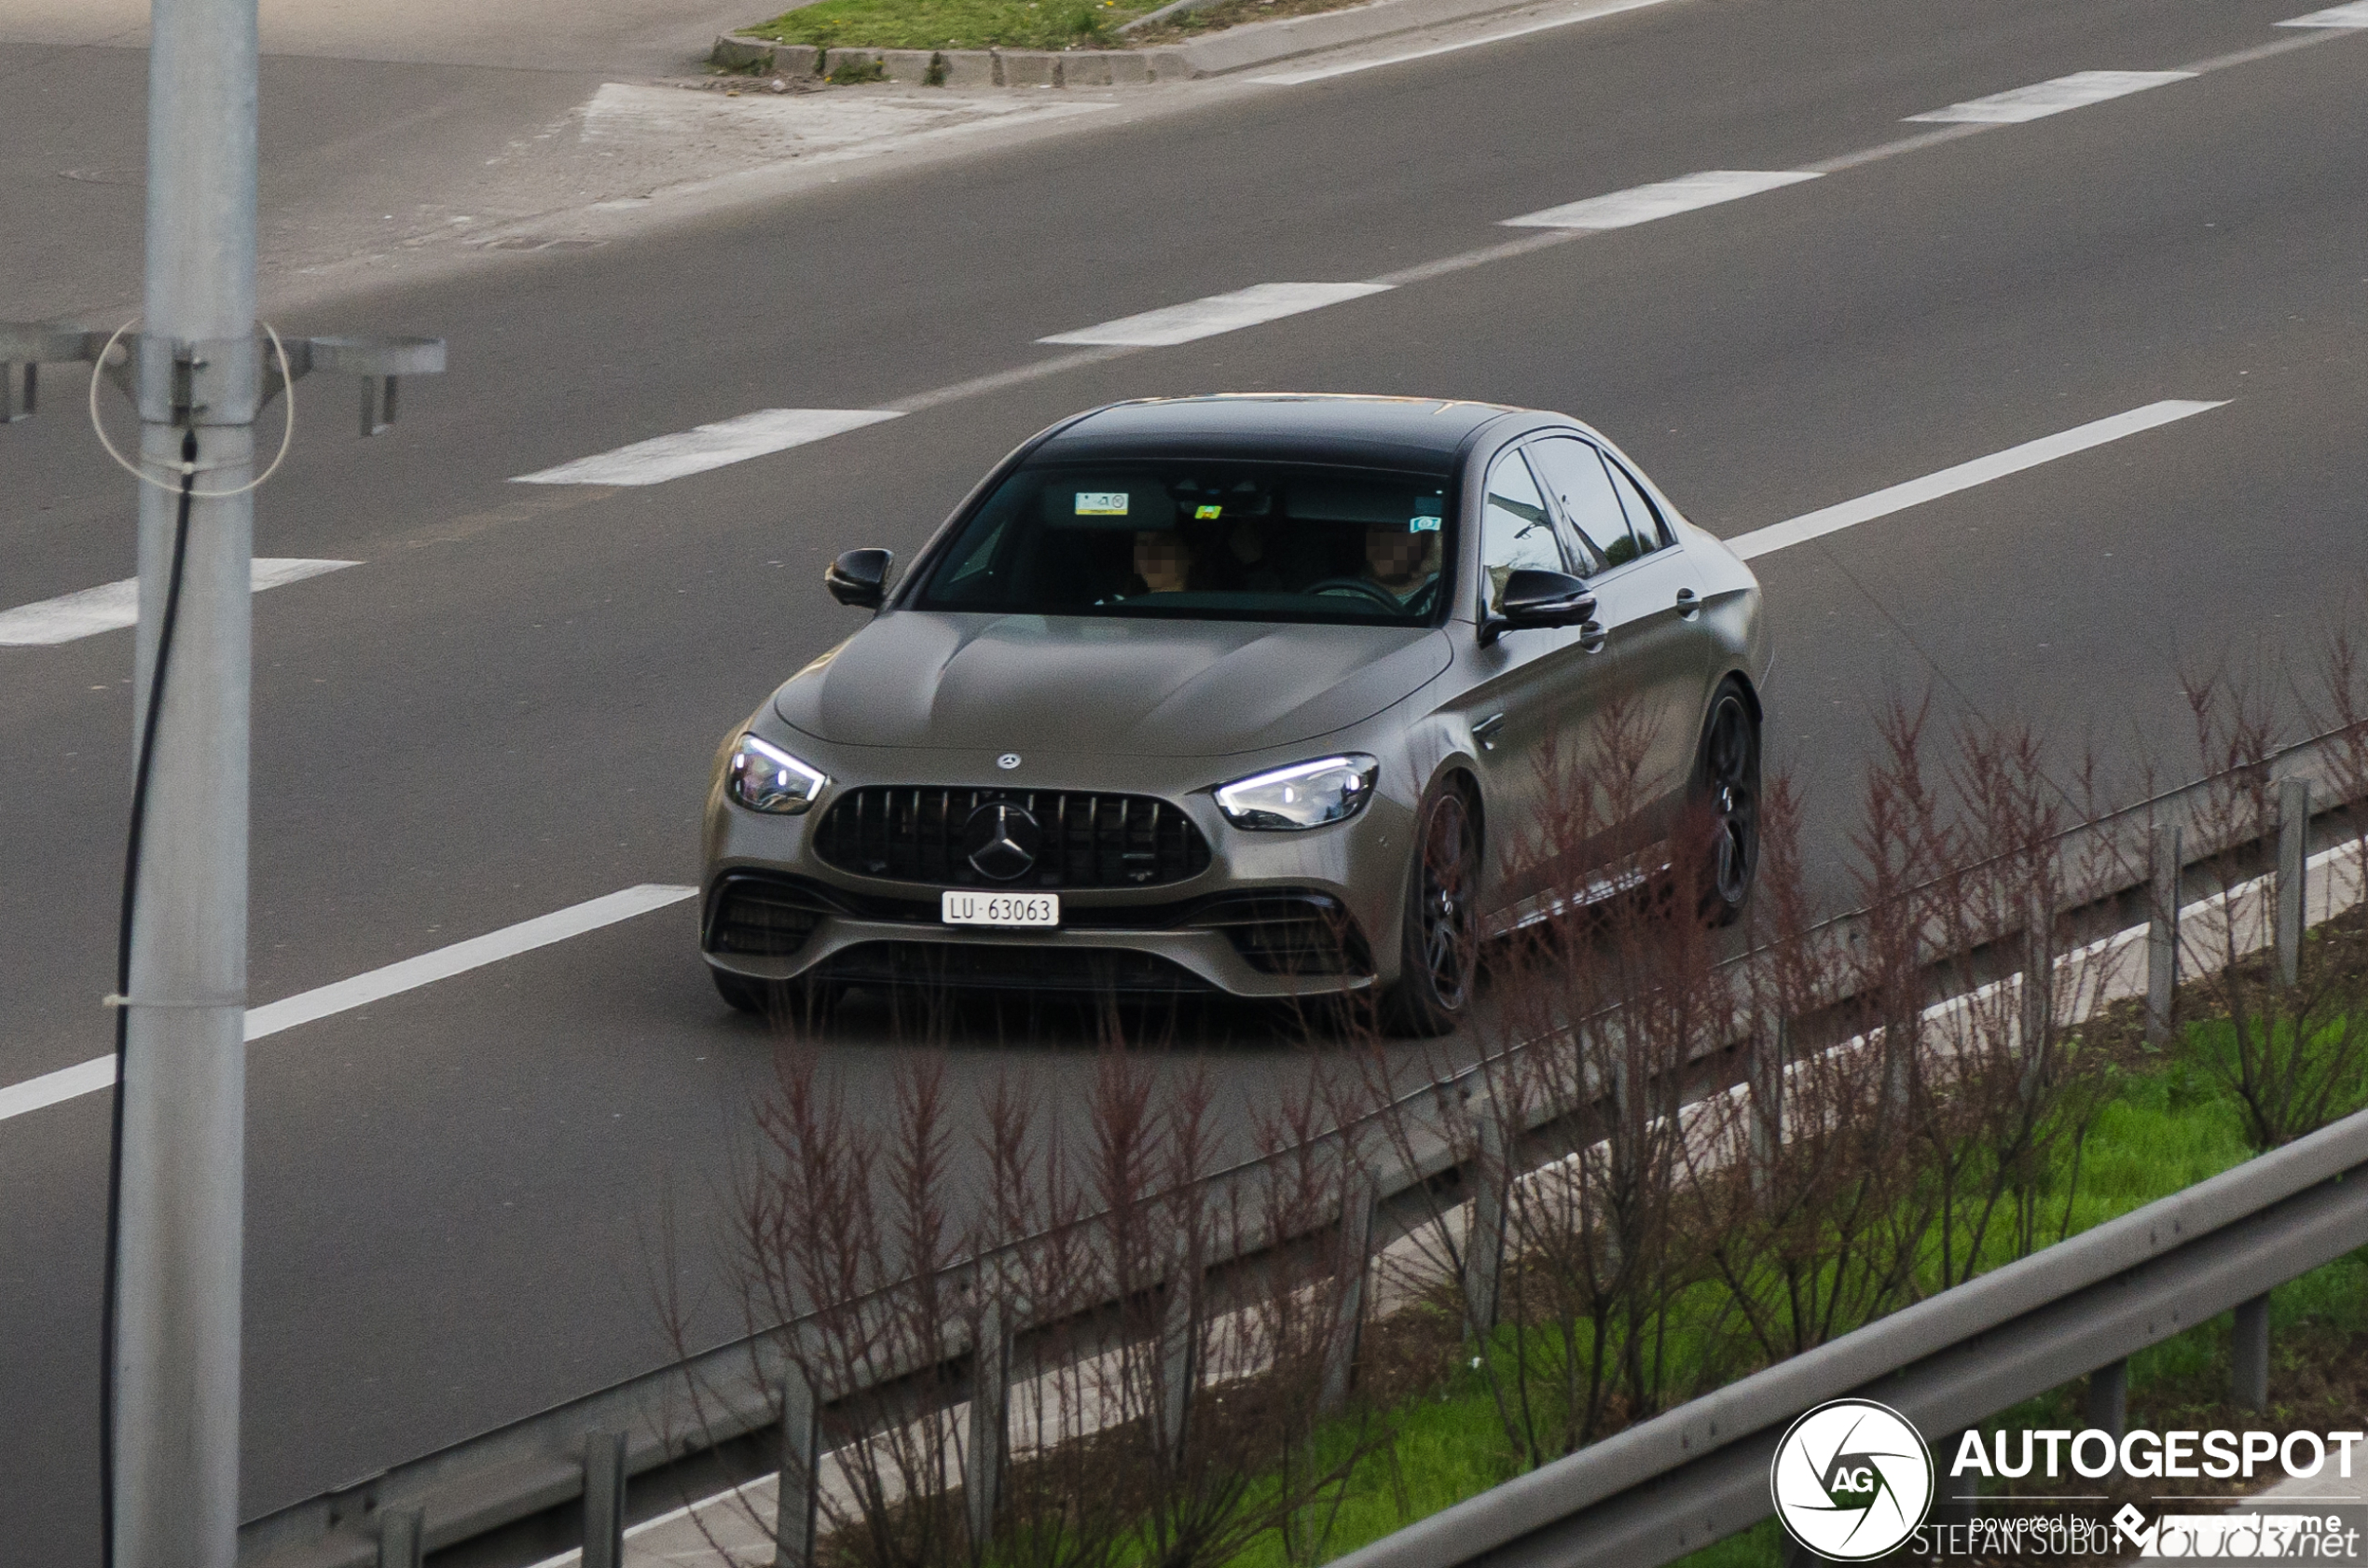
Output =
[
  {"x1": 114, "y1": 0, "x2": 257, "y2": 1561},
  {"x1": 0, "y1": 9, "x2": 437, "y2": 1562}
]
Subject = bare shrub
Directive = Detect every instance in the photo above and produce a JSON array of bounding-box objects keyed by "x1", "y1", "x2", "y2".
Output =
[
  {"x1": 2182, "y1": 653, "x2": 2368, "y2": 1149},
  {"x1": 672, "y1": 1021, "x2": 1386, "y2": 1568},
  {"x1": 1680, "y1": 775, "x2": 1921, "y2": 1365}
]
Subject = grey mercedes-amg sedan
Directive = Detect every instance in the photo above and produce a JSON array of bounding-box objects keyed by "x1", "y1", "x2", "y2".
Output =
[{"x1": 701, "y1": 394, "x2": 1769, "y2": 1035}]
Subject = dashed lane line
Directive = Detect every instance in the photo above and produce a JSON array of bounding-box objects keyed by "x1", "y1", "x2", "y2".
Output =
[
  {"x1": 1243, "y1": 0, "x2": 1680, "y2": 85},
  {"x1": 1500, "y1": 170, "x2": 1821, "y2": 230},
  {"x1": 0, "y1": 559, "x2": 359, "y2": 647},
  {"x1": 2279, "y1": 3, "x2": 2368, "y2": 25},
  {"x1": 503, "y1": 20, "x2": 2360, "y2": 488},
  {"x1": 0, "y1": 884, "x2": 696, "y2": 1126},
  {"x1": 510, "y1": 408, "x2": 903, "y2": 487},
  {"x1": 1905, "y1": 69, "x2": 2196, "y2": 125},
  {"x1": 1725, "y1": 400, "x2": 2226, "y2": 561},
  {"x1": 1037, "y1": 282, "x2": 1395, "y2": 348}
]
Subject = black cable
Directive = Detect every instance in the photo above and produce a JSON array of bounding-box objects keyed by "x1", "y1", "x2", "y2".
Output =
[{"x1": 99, "y1": 425, "x2": 200, "y2": 1568}]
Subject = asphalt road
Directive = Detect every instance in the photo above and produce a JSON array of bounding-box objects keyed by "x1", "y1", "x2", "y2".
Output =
[{"x1": 2, "y1": 0, "x2": 2364, "y2": 1555}]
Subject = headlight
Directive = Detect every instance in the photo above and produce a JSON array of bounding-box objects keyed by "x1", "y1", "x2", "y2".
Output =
[
  {"x1": 726, "y1": 733, "x2": 828, "y2": 814},
  {"x1": 1215, "y1": 754, "x2": 1379, "y2": 831}
]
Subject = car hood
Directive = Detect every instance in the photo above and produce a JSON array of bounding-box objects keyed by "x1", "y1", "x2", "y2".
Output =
[{"x1": 775, "y1": 612, "x2": 1452, "y2": 757}]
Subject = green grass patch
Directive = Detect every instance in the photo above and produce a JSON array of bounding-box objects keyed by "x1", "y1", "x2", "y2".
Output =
[
  {"x1": 743, "y1": 0, "x2": 1150, "y2": 52},
  {"x1": 1206, "y1": 1021, "x2": 2368, "y2": 1567}
]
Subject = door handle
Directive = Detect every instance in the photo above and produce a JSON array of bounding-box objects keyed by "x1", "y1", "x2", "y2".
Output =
[
  {"x1": 1674, "y1": 587, "x2": 1700, "y2": 619},
  {"x1": 1577, "y1": 619, "x2": 1607, "y2": 653},
  {"x1": 1472, "y1": 712, "x2": 1508, "y2": 751}
]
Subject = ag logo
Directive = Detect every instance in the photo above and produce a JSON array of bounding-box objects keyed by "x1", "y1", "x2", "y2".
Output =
[{"x1": 1769, "y1": 1399, "x2": 1934, "y2": 1561}]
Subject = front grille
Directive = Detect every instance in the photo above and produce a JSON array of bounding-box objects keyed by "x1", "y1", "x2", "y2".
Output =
[
  {"x1": 705, "y1": 873, "x2": 831, "y2": 956},
  {"x1": 816, "y1": 942, "x2": 1212, "y2": 995},
  {"x1": 813, "y1": 787, "x2": 1212, "y2": 889}
]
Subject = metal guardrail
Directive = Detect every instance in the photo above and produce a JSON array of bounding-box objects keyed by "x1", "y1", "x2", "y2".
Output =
[
  {"x1": 234, "y1": 724, "x2": 2366, "y2": 1568},
  {"x1": 1333, "y1": 1103, "x2": 2368, "y2": 1568}
]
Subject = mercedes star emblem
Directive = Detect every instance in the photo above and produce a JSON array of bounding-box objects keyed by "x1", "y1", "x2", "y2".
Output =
[
  {"x1": 961, "y1": 800, "x2": 1042, "y2": 882},
  {"x1": 997, "y1": 752, "x2": 1023, "y2": 770}
]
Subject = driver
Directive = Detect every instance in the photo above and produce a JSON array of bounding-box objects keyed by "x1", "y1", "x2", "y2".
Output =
[
  {"x1": 1129, "y1": 529, "x2": 1196, "y2": 595},
  {"x1": 1361, "y1": 521, "x2": 1443, "y2": 603}
]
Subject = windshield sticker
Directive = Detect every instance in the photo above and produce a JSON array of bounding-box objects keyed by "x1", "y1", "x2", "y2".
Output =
[
  {"x1": 1194, "y1": 503, "x2": 1224, "y2": 520},
  {"x1": 1075, "y1": 491, "x2": 1130, "y2": 516},
  {"x1": 1410, "y1": 515, "x2": 1443, "y2": 532}
]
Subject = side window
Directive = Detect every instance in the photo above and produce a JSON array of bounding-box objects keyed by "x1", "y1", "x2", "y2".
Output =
[
  {"x1": 933, "y1": 516, "x2": 1010, "y2": 603},
  {"x1": 1602, "y1": 454, "x2": 1670, "y2": 555},
  {"x1": 1523, "y1": 436, "x2": 1630, "y2": 571},
  {"x1": 1478, "y1": 450, "x2": 1565, "y2": 613}
]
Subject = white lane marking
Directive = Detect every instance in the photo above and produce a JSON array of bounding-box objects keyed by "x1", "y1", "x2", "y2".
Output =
[
  {"x1": 1038, "y1": 282, "x2": 1394, "y2": 348},
  {"x1": 1501, "y1": 170, "x2": 1822, "y2": 230},
  {"x1": 1905, "y1": 69, "x2": 2195, "y2": 124},
  {"x1": 0, "y1": 1057, "x2": 118, "y2": 1125},
  {"x1": 2279, "y1": 2, "x2": 2368, "y2": 23},
  {"x1": 0, "y1": 559, "x2": 360, "y2": 647},
  {"x1": 511, "y1": 409, "x2": 903, "y2": 487},
  {"x1": 1246, "y1": 0, "x2": 1679, "y2": 85},
  {"x1": 0, "y1": 884, "x2": 696, "y2": 1127},
  {"x1": 1726, "y1": 400, "x2": 2224, "y2": 561}
]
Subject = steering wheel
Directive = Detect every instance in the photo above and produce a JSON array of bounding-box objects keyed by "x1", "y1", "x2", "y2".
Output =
[{"x1": 1305, "y1": 576, "x2": 1408, "y2": 611}]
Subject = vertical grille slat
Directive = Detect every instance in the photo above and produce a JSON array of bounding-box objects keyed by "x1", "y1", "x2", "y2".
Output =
[{"x1": 814, "y1": 787, "x2": 1211, "y2": 888}]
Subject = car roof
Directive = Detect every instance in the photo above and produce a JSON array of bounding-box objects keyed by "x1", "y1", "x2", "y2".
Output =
[{"x1": 1034, "y1": 394, "x2": 1534, "y2": 467}]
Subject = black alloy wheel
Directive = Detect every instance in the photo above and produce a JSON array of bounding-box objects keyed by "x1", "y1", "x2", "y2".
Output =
[
  {"x1": 1695, "y1": 681, "x2": 1761, "y2": 926},
  {"x1": 1383, "y1": 783, "x2": 1480, "y2": 1037}
]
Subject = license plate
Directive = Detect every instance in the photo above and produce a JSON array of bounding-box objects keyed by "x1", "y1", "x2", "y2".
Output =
[{"x1": 942, "y1": 890, "x2": 1060, "y2": 928}]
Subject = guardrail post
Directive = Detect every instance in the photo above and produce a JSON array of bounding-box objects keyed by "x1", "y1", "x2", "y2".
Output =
[
  {"x1": 2278, "y1": 778, "x2": 2309, "y2": 988},
  {"x1": 965, "y1": 1297, "x2": 1012, "y2": 1554},
  {"x1": 1748, "y1": 1019, "x2": 1786, "y2": 1202},
  {"x1": 582, "y1": 1431, "x2": 627, "y2": 1568},
  {"x1": 2086, "y1": 1359, "x2": 2128, "y2": 1440},
  {"x1": 377, "y1": 1505, "x2": 423, "y2": 1568},
  {"x1": 1159, "y1": 1240, "x2": 1198, "y2": 1459},
  {"x1": 1319, "y1": 1175, "x2": 1382, "y2": 1415},
  {"x1": 2019, "y1": 892, "x2": 2053, "y2": 1099},
  {"x1": 1464, "y1": 1116, "x2": 1509, "y2": 1335},
  {"x1": 2147, "y1": 825, "x2": 2182, "y2": 1046},
  {"x1": 774, "y1": 1362, "x2": 820, "y2": 1568},
  {"x1": 2233, "y1": 1294, "x2": 2272, "y2": 1411}
]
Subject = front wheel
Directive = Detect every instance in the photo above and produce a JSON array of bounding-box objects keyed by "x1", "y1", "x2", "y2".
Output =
[
  {"x1": 1379, "y1": 783, "x2": 1480, "y2": 1038},
  {"x1": 1692, "y1": 681, "x2": 1761, "y2": 926}
]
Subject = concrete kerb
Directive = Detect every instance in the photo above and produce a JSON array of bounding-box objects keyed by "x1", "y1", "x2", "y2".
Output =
[
  {"x1": 711, "y1": 34, "x2": 1196, "y2": 85},
  {"x1": 707, "y1": 0, "x2": 1680, "y2": 86}
]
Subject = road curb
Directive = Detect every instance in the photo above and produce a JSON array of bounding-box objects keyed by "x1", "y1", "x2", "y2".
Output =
[{"x1": 709, "y1": 0, "x2": 1670, "y2": 85}]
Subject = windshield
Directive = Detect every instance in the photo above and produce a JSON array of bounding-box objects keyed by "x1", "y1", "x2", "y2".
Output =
[{"x1": 908, "y1": 459, "x2": 1456, "y2": 625}]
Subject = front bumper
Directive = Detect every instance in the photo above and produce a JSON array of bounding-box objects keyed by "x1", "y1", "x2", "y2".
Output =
[
  {"x1": 702, "y1": 872, "x2": 1377, "y2": 997},
  {"x1": 700, "y1": 747, "x2": 1414, "y2": 998}
]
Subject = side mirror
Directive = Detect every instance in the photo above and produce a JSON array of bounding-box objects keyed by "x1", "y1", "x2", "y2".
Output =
[
  {"x1": 824, "y1": 547, "x2": 894, "y2": 609},
  {"x1": 1480, "y1": 569, "x2": 1595, "y2": 646}
]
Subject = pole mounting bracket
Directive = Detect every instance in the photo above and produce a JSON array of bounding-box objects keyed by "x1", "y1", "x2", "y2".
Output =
[{"x1": 0, "y1": 322, "x2": 445, "y2": 437}]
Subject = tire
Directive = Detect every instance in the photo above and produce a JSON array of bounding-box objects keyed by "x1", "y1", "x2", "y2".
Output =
[
  {"x1": 1692, "y1": 681, "x2": 1761, "y2": 927},
  {"x1": 1379, "y1": 781, "x2": 1480, "y2": 1038}
]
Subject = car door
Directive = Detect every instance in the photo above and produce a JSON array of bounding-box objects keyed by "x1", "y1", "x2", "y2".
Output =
[
  {"x1": 1452, "y1": 443, "x2": 1618, "y2": 919},
  {"x1": 1524, "y1": 435, "x2": 1713, "y2": 844}
]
